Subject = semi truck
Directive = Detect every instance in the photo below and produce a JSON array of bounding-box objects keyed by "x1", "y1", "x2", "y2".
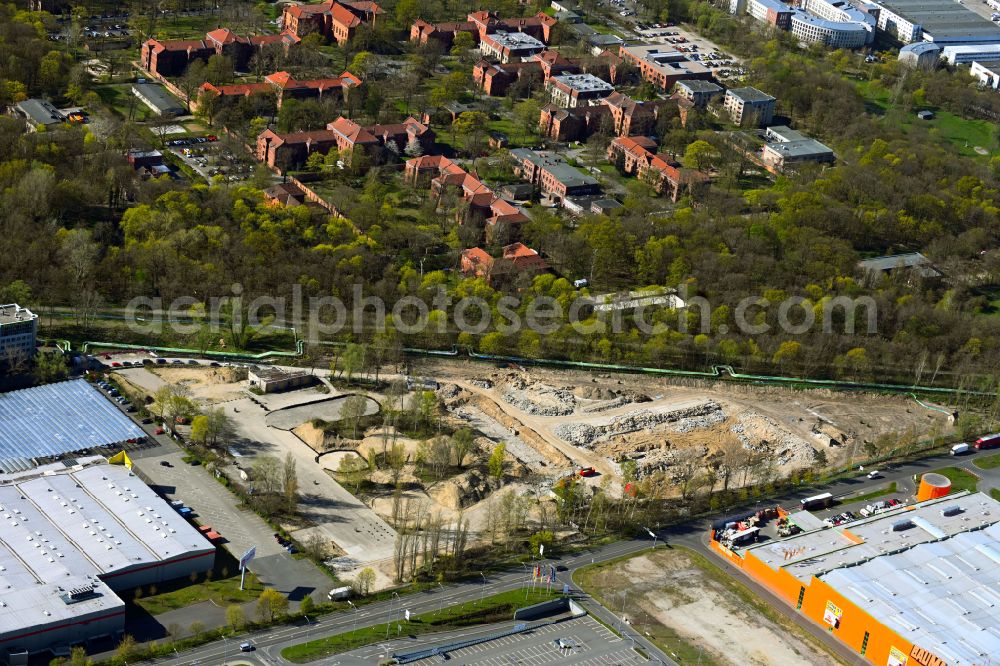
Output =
[{"x1": 974, "y1": 434, "x2": 1000, "y2": 450}]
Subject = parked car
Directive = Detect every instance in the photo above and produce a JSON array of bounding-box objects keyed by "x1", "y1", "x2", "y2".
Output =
[{"x1": 155, "y1": 427, "x2": 165, "y2": 435}]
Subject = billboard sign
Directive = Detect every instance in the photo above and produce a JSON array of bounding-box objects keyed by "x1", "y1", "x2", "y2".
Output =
[
  {"x1": 239, "y1": 546, "x2": 256, "y2": 571},
  {"x1": 823, "y1": 600, "x2": 843, "y2": 627},
  {"x1": 887, "y1": 647, "x2": 908, "y2": 666}
]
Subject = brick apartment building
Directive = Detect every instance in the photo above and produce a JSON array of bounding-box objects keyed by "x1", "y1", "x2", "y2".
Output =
[
  {"x1": 472, "y1": 50, "x2": 578, "y2": 96},
  {"x1": 257, "y1": 115, "x2": 433, "y2": 173},
  {"x1": 508, "y1": 148, "x2": 599, "y2": 203},
  {"x1": 617, "y1": 43, "x2": 713, "y2": 91},
  {"x1": 282, "y1": 0, "x2": 383, "y2": 43},
  {"x1": 538, "y1": 91, "x2": 665, "y2": 142},
  {"x1": 607, "y1": 136, "x2": 709, "y2": 201},
  {"x1": 546, "y1": 73, "x2": 614, "y2": 108},
  {"x1": 141, "y1": 28, "x2": 300, "y2": 77},
  {"x1": 405, "y1": 154, "x2": 528, "y2": 239},
  {"x1": 460, "y1": 243, "x2": 549, "y2": 283},
  {"x1": 410, "y1": 11, "x2": 556, "y2": 49},
  {"x1": 200, "y1": 70, "x2": 361, "y2": 109}
]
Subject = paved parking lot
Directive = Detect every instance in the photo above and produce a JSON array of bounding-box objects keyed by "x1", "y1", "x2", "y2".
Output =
[
  {"x1": 131, "y1": 445, "x2": 333, "y2": 601},
  {"x1": 394, "y1": 616, "x2": 641, "y2": 666}
]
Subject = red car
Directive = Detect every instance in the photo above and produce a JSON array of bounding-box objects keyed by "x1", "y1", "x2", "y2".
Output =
[
  {"x1": 111, "y1": 362, "x2": 121, "y2": 367},
  {"x1": 155, "y1": 427, "x2": 165, "y2": 435},
  {"x1": 578, "y1": 467, "x2": 597, "y2": 477}
]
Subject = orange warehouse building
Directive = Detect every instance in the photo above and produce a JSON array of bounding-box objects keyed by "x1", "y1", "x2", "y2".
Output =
[{"x1": 711, "y1": 491, "x2": 1000, "y2": 666}]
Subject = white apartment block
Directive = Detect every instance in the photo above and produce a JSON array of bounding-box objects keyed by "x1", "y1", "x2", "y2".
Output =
[{"x1": 0, "y1": 304, "x2": 38, "y2": 361}]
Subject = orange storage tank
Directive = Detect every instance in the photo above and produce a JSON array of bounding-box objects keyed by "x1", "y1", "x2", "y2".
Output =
[{"x1": 916, "y1": 473, "x2": 951, "y2": 502}]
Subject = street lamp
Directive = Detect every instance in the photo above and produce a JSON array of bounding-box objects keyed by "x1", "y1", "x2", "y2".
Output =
[
  {"x1": 618, "y1": 590, "x2": 628, "y2": 633},
  {"x1": 348, "y1": 600, "x2": 359, "y2": 636},
  {"x1": 436, "y1": 582, "x2": 445, "y2": 615},
  {"x1": 644, "y1": 526, "x2": 657, "y2": 549},
  {"x1": 480, "y1": 572, "x2": 487, "y2": 603},
  {"x1": 386, "y1": 591, "x2": 399, "y2": 640}
]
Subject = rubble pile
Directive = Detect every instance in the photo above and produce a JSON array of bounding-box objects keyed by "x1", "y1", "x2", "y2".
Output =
[
  {"x1": 501, "y1": 377, "x2": 577, "y2": 416},
  {"x1": 556, "y1": 401, "x2": 724, "y2": 446}
]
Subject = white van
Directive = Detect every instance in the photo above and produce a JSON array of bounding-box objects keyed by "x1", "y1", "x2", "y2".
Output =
[{"x1": 867, "y1": 470, "x2": 881, "y2": 479}]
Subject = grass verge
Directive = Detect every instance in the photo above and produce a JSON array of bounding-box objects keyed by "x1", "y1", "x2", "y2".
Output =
[
  {"x1": 929, "y1": 466, "x2": 979, "y2": 493},
  {"x1": 974, "y1": 453, "x2": 1000, "y2": 470},
  {"x1": 991, "y1": 488, "x2": 1000, "y2": 502},
  {"x1": 844, "y1": 481, "x2": 897, "y2": 505},
  {"x1": 132, "y1": 554, "x2": 263, "y2": 615},
  {"x1": 280, "y1": 588, "x2": 558, "y2": 663}
]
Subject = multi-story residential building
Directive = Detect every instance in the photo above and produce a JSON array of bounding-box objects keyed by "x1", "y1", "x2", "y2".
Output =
[
  {"x1": 723, "y1": 87, "x2": 776, "y2": 127},
  {"x1": 460, "y1": 243, "x2": 549, "y2": 283},
  {"x1": 141, "y1": 29, "x2": 300, "y2": 77},
  {"x1": 472, "y1": 51, "x2": 578, "y2": 96},
  {"x1": 257, "y1": 116, "x2": 433, "y2": 172},
  {"x1": 538, "y1": 91, "x2": 664, "y2": 141},
  {"x1": 508, "y1": 149, "x2": 599, "y2": 203},
  {"x1": 618, "y1": 44, "x2": 713, "y2": 91},
  {"x1": 282, "y1": 0, "x2": 383, "y2": 43},
  {"x1": 479, "y1": 31, "x2": 547, "y2": 62},
  {"x1": 404, "y1": 155, "x2": 528, "y2": 239},
  {"x1": 410, "y1": 11, "x2": 556, "y2": 49},
  {"x1": 200, "y1": 70, "x2": 361, "y2": 109},
  {"x1": 673, "y1": 80, "x2": 724, "y2": 108},
  {"x1": 607, "y1": 136, "x2": 709, "y2": 202},
  {"x1": 546, "y1": 73, "x2": 614, "y2": 107},
  {"x1": 759, "y1": 125, "x2": 836, "y2": 170},
  {"x1": 0, "y1": 304, "x2": 38, "y2": 362}
]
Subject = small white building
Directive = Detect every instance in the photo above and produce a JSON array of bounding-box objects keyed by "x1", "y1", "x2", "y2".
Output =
[{"x1": 970, "y1": 59, "x2": 1000, "y2": 88}]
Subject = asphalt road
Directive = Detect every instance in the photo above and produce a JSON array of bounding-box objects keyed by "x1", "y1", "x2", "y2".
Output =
[{"x1": 136, "y1": 445, "x2": 1000, "y2": 666}]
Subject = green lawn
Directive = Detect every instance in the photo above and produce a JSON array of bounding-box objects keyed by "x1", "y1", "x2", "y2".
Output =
[
  {"x1": 850, "y1": 79, "x2": 997, "y2": 158},
  {"x1": 973, "y1": 452, "x2": 1000, "y2": 470},
  {"x1": 131, "y1": 555, "x2": 263, "y2": 615},
  {"x1": 844, "y1": 482, "x2": 897, "y2": 505},
  {"x1": 281, "y1": 588, "x2": 558, "y2": 663},
  {"x1": 991, "y1": 488, "x2": 1000, "y2": 502},
  {"x1": 94, "y1": 84, "x2": 157, "y2": 122},
  {"x1": 929, "y1": 466, "x2": 979, "y2": 494}
]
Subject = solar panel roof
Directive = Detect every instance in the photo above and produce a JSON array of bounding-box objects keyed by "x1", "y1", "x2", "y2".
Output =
[{"x1": 0, "y1": 380, "x2": 145, "y2": 473}]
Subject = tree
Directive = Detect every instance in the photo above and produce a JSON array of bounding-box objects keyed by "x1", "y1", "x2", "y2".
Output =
[
  {"x1": 226, "y1": 604, "x2": 246, "y2": 631},
  {"x1": 115, "y1": 634, "x2": 136, "y2": 661},
  {"x1": 450, "y1": 31, "x2": 475, "y2": 59},
  {"x1": 513, "y1": 99, "x2": 542, "y2": 140},
  {"x1": 204, "y1": 54, "x2": 235, "y2": 85},
  {"x1": 33, "y1": 352, "x2": 68, "y2": 385},
  {"x1": 529, "y1": 530, "x2": 554, "y2": 556},
  {"x1": 488, "y1": 442, "x2": 506, "y2": 482},
  {"x1": 349, "y1": 51, "x2": 379, "y2": 80},
  {"x1": 341, "y1": 393, "x2": 369, "y2": 438},
  {"x1": 282, "y1": 452, "x2": 299, "y2": 514},
  {"x1": 191, "y1": 414, "x2": 210, "y2": 445},
  {"x1": 256, "y1": 588, "x2": 289, "y2": 623},
  {"x1": 354, "y1": 566, "x2": 376, "y2": 595},
  {"x1": 69, "y1": 646, "x2": 91, "y2": 666},
  {"x1": 682, "y1": 140, "x2": 719, "y2": 171},
  {"x1": 452, "y1": 111, "x2": 488, "y2": 155},
  {"x1": 299, "y1": 595, "x2": 315, "y2": 616},
  {"x1": 452, "y1": 428, "x2": 474, "y2": 468},
  {"x1": 250, "y1": 456, "x2": 283, "y2": 517},
  {"x1": 341, "y1": 342, "x2": 366, "y2": 383}
]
